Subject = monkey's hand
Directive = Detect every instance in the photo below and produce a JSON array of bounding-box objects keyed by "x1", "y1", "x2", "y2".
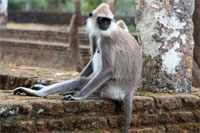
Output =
[
  {"x1": 61, "y1": 94, "x2": 84, "y2": 101},
  {"x1": 13, "y1": 87, "x2": 44, "y2": 97}
]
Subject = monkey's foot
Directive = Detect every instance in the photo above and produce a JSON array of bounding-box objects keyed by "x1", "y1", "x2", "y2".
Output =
[
  {"x1": 31, "y1": 84, "x2": 46, "y2": 90},
  {"x1": 13, "y1": 87, "x2": 44, "y2": 97},
  {"x1": 61, "y1": 95, "x2": 84, "y2": 101}
]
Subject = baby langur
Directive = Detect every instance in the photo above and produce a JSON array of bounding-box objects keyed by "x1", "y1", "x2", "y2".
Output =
[
  {"x1": 117, "y1": 20, "x2": 129, "y2": 32},
  {"x1": 13, "y1": 3, "x2": 142, "y2": 133}
]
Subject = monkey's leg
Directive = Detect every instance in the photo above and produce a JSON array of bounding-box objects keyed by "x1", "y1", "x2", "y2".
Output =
[
  {"x1": 29, "y1": 58, "x2": 93, "y2": 94},
  {"x1": 31, "y1": 84, "x2": 46, "y2": 90},
  {"x1": 62, "y1": 50, "x2": 112, "y2": 101},
  {"x1": 59, "y1": 58, "x2": 93, "y2": 96},
  {"x1": 62, "y1": 69, "x2": 112, "y2": 100},
  {"x1": 13, "y1": 77, "x2": 92, "y2": 97},
  {"x1": 124, "y1": 90, "x2": 133, "y2": 133}
]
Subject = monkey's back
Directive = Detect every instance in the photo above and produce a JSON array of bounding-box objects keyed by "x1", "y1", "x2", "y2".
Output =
[{"x1": 101, "y1": 28, "x2": 142, "y2": 89}]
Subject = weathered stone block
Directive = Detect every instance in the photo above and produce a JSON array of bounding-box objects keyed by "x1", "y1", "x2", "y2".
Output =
[
  {"x1": 166, "y1": 125, "x2": 186, "y2": 133},
  {"x1": 169, "y1": 111, "x2": 194, "y2": 123},
  {"x1": 132, "y1": 96, "x2": 155, "y2": 113},
  {"x1": 178, "y1": 94, "x2": 200, "y2": 109},
  {"x1": 130, "y1": 127, "x2": 166, "y2": 133},
  {"x1": 154, "y1": 95, "x2": 182, "y2": 111},
  {"x1": 63, "y1": 99, "x2": 116, "y2": 114}
]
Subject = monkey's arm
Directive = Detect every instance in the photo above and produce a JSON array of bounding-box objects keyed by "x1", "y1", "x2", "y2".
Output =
[
  {"x1": 62, "y1": 54, "x2": 112, "y2": 100},
  {"x1": 89, "y1": 34, "x2": 97, "y2": 55},
  {"x1": 79, "y1": 35, "x2": 97, "y2": 77},
  {"x1": 79, "y1": 59, "x2": 93, "y2": 77},
  {"x1": 79, "y1": 34, "x2": 97, "y2": 77}
]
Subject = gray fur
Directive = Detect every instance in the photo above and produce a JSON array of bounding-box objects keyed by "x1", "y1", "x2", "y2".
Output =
[{"x1": 79, "y1": 59, "x2": 93, "y2": 77}]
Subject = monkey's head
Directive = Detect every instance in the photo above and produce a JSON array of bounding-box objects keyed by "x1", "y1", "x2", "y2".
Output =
[
  {"x1": 87, "y1": 3, "x2": 117, "y2": 36},
  {"x1": 116, "y1": 20, "x2": 129, "y2": 32}
]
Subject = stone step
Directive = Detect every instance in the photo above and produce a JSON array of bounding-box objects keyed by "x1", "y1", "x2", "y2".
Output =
[
  {"x1": 0, "y1": 65, "x2": 200, "y2": 113},
  {"x1": 1, "y1": 105, "x2": 200, "y2": 133},
  {"x1": 0, "y1": 38, "x2": 90, "y2": 70},
  {"x1": 0, "y1": 65, "x2": 79, "y2": 90},
  {"x1": 0, "y1": 38, "x2": 90, "y2": 56},
  {"x1": 1, "y1": 123, "x2": 200, "y2": 133},
  {"x1": 1, "y1": 90, "x2": 200, "y2": 117},
  {"x1": 0, "y1": 28, "x2": 137, "y2": 44},
  {"x1": 0, "y1": 118, "x2": 171, "y2": 133},
  {"x1": 3, "y1": 122, "x2": 199, "y2": 133},
  {"x1": 0, "y1": 28, "x2": 89, "y2": 45},
  {"x1": 0, "y1": 28, "x2": 138, "y2": 70},
  {"x1": 0, "y1": 66, "x2": 200, "y2": 132}
]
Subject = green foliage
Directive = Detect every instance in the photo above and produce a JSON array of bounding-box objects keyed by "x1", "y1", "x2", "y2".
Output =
[
  {"x1": 128, "y1": 25, "x2": 136, "y2": 33},
  {"x1": 60, "y1": 0, "x2": 74, "y2": 12},
  {"x1": 8, "y1": 0, "x2": 48, "y2": 11},
  {"x1": 8, "y1": 0, "x2": 27, "y2": 11},
  {"x1": 31, "y1": 0, "x2": 48, "y2": 11},
  {"x1": 8, "y1": 0, "x2": 102, "y2": 13},
  {"x1": 8, "y1": 0, "x2": 135, "y2": 16},
  {"x1": 115, "y1": 0, "x2": 135, "y2": 16},
  {"x1": 81, "y1": 0, "x2": 102, "y2": 14}
]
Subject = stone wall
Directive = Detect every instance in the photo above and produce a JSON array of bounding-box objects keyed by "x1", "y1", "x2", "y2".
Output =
[{"x1": 0, "y1": 65, "x2": 200, "y2": 132}]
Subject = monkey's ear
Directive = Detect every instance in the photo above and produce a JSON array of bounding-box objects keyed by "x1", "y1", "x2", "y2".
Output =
[
  {"x1": 97, "y1": 17, "x2": 111, "y2": 30},
  {"x1": 89, "y1": 12, "x2": 93, "y2": 17}
]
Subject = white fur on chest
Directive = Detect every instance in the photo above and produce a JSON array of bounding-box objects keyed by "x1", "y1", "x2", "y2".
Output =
[
  {"x1": 92, "y1": 38, "x2": 102, "y2": 74},
  {"x1": 101, "y1": 86, "x2": 126, "y2": 100},
  {"x1": 92, "y1": 51, "x2": 102, "y2": 74}
]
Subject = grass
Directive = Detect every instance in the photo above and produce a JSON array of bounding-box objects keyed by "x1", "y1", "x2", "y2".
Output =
[{"x1": 128, "y1": 25, "x2": 136, "y2": 33}]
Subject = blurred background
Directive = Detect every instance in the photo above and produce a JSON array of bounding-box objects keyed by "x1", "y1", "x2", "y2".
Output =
[
  {"x1": 8, "y1": 0, "x2": 135, "y2": 15},
  {"x1": 0, "y1": 0, "x2": 136, "y2": 73},
  {"x1": 7, "y1": 0, "x2": 136, "y2": 32}
]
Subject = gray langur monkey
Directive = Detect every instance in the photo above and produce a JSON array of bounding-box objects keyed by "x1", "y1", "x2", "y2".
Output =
[
  {"x1": 13, "y1": 3, "x2": 142, "y2": 133},
  {"x1": 117, "y1": 20, "x2": 129, "y2": 32}
]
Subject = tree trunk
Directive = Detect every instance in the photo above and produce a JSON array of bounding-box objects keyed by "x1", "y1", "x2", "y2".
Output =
[
  {"x1": 103, "y1": 0, "x2": 115, "y2": 13},
  {"x1": 135, "y1": 0, "x2": 195, "y2": 92},
  {"x1": 192, "y1": 0, "x2": 200, "y2": 87},
  {"x1": 69, "y1": 0, "x2": 83, "y2": 72},
  {"x1": 0, "y1": 0, "x2": 7, "y2": 28}
]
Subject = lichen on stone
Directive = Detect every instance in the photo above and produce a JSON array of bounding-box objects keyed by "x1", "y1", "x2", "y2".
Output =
[
  {"x1": 161, "y1": 42, "x2": 183, "y2": 75},
  {"x1": 0, "y1": 107, "x2": 6, "y2": 115}
]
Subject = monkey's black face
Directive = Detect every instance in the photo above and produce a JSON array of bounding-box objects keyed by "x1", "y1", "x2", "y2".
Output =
[{"x1": 97, "y1": 17, "x2": 111, "y2": 30}]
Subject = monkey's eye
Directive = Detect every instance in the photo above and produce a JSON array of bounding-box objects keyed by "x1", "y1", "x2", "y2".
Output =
[{"x1": 89, "y1": 12, "x2": 93, "y2": 17}]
